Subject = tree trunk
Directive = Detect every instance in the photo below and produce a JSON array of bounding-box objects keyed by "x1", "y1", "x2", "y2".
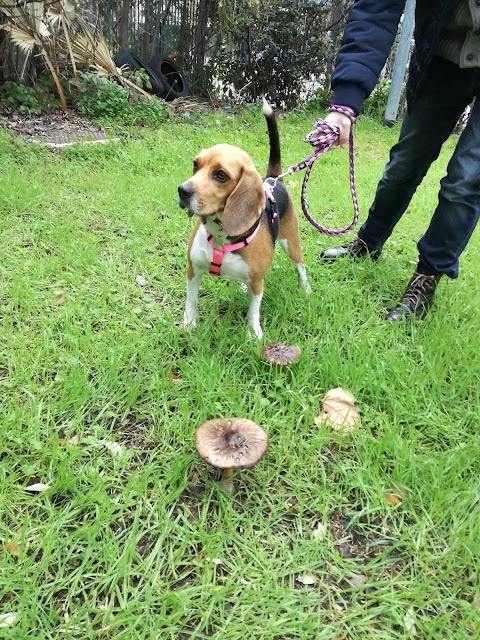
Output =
[
  {"x1": 193, "y1": 0, "x2": 210, "y2": 83},
  {"x1": 117, "y1": 0, "x2": 131, "y2": 49},
  {"x1": 325, "y1": 0, "x2": 346, "y2": 92},
  {"x1": 142, "y1": 0, "x2": 152, "y2": 59},
  {"x1": 158, "y1": 0, "x2": 173, "y2": 56},
  {"x1": 178, "y1": 0, "x2": 191, "y2": 65}
]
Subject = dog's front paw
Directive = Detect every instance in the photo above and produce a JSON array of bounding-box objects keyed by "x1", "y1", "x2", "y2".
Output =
[
  {"x1": 180, "y1": 316, "x2": 197, "y2": 331},
  {"x1": 303, "y1": 280, "x2": 311, "y2": 296},
  {"x1": 247, "y1": 323, "x2": 263, "y2": 340}
]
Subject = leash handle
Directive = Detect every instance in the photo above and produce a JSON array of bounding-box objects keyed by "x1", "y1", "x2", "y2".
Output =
[
  {"x1": 300, "y1": 104, "x2": 360, "y2": 235},
  {"x1": 328, "y1": 104, "x2": 357, "y2": 124}
]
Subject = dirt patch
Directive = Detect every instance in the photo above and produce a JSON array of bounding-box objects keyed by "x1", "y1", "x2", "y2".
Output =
[{"x1": 1, "y1": 107, "x2": 115, "y2": 147}]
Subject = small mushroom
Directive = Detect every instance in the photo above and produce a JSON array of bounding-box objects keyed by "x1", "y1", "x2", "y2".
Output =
[
  {"x1": 261, "y1": 342, "x2": 301, "y2": 368},
  {"x1": 194, "y1": 418, "x2": 269, "y2": 492}
]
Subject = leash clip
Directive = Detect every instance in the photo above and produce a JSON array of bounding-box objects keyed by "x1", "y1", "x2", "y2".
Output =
[{"x1": 263, "y1": 177, "x2": 278, "y2": 197}]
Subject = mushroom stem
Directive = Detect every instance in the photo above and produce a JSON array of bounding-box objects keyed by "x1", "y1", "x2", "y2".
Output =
[{"x1": 219, "y1": 468, "x2": 234, "y2": 493}]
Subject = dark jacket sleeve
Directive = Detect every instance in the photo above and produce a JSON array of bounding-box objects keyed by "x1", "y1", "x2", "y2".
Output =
[{"x1": 331, "y1": 0, "x2": 406, "y2": 114}]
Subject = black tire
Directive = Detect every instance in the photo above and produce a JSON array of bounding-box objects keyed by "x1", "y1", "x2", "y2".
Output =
[
  {"x1": 113, "y1": 48, "x2": 165, "y2": 96},
  {"x1": 148, "y1": 55, "x2": 190, "y2": 101}
]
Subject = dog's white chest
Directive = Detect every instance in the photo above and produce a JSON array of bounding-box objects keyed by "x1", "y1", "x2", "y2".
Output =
[{"x1": 190, "y1": 225, "x2": 249, "y2": 282}]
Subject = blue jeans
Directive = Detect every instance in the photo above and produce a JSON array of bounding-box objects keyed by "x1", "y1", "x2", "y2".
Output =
[{"x1": 358, "y1": 57, "x2": 480, "y2": 278}]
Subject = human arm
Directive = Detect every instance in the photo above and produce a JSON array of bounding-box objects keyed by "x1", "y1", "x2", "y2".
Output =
[{"x1": 326, "y1": 0, "x2": 406, "y2": 147}]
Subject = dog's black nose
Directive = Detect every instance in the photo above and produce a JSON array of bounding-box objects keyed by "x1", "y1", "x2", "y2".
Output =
[{"x1": 178, "y1": 183, "x2": 194, "y2": 201}]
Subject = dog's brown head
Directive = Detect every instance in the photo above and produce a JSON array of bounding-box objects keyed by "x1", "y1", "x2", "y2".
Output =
[{"x1": 178, "y1": 143, "x2": 264, "y2": 237}]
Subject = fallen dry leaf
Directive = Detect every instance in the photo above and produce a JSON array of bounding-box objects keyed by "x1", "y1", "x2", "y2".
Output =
[
  {"x1": 297, "y1": 574, "x2": 317, "y2": 585},
  {"x1": 312, "y1": 522, "x2": 327, "y2": 541},
  {"x1": 336, "y1": 543, "x2": 354, "y2": 559},
  {"x1": 25, "y1": 483, "x2": 51, "y2": 493},
  {"x1": 390, "y1": 482, "x2": 409, "y2": 501},
  {"x1": 103, "y1": 441, "x2": 124, "y2": 457},
  {"x1": 404, "y1": 607, "x2": 417, "y2": 636},
  {"x1": 53, "y1": 292, "x2": 66, "y2": 305},
  {"x1": 349, "y1": 573, "x2": 367, "y2": 587},
  {"x1": 385, "y1": 493, "x2": 401, "y2": 506},
  {"x1": 315, "y1": 387, "x2": 360, "y2": 432},
  {"x1": 5, "y1": 542, "x2": 21, "y2": 556},
  {"x1": 163, "y1": 370, "x2": 182, "y2": 381},
  {"x1": 0, "y1": 613, "x2": 19, "y2": 628}
]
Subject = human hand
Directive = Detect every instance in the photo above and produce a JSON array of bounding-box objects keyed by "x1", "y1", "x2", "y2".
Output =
[{"x1": 324, "y1": 110, "x2": 352, "y2": 149}]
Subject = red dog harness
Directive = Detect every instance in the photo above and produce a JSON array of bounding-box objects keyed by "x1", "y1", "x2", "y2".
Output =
[{"x1": 205, "y1": 181, "x2": 277, "y2": 277}]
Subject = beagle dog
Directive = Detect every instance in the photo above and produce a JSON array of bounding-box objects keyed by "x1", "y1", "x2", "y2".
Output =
[{"x1": 177, "y1": 100, "x2": 310, "y2": 339}]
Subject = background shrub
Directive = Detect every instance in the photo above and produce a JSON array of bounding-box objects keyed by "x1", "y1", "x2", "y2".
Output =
[
  {"x1": 75, "y1": 72, "x2": 170, "y2": 127},
  {"x1": 362, "y1": 79, "x2": 391, "y2": 120},
  {"x1": 0, "y1": 81, "x2": 41, "y2": 115},
  {"x1": 75, "y1": 73, "x2": 130, "y2": 120}
]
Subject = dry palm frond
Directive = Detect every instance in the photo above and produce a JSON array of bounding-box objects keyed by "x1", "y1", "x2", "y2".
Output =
[
  {"x1": 65, "y1": 30, "x2": 150, "y2": 97},
  {"x1": 1, "y1": 1, "x2": 50, "y2": 39},
  {"x1": 1, "y1": 2, "x2": 67, "y2": 110},
  {"x1": 65, "y1": 32, "x2": 117, "y2": 77},
  {"x1": 47, "y1": 0, "x2": 81, "y2": 83},
  {"x1": 3, "y1": 24, "x2": 39, "y2": 53},
  {"x1": 2, "y1": 0, "x2": 150, "y2": 102},
  {"x1": 47, "y1": 0, "x2": 77, "y2": 26}
]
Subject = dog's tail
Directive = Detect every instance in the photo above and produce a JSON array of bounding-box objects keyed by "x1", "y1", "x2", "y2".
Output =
[{"x1": 263, "y1": 98, "x2": 282, "y2": 179}]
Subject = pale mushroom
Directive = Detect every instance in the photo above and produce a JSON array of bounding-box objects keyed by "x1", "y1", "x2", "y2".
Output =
[{"x1": 194, "y1": 418, "x2": 269, "y2": 492}]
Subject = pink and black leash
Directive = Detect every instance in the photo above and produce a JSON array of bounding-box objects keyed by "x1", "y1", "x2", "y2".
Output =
[{"x1": 265, "y1": 105, "x2": 359, "y2": 236}]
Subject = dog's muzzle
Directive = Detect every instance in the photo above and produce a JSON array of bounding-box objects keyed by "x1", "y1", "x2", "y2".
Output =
[{"x1": 178, "y1": 183, "x2": 195, "y2": 217}]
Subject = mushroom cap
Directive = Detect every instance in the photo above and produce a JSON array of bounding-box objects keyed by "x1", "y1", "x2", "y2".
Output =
[
  {"x1": 261, "y1": 342, "x2": 301, "y2": 366},
  {"x1": 194, "y1": 418, "x2": 269, "y2": 469}
]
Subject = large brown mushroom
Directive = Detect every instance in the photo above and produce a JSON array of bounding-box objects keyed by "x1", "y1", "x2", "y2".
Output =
[
  {"x1": 261, "y1": 343, "x2": 301, "y2": 367},
  {"x1": 194, "y1": 418, "x2": 269, "y2": 492}
]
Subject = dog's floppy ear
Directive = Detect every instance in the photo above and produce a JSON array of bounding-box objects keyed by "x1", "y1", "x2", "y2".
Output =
[{"x1": 222, "y1": 166, "x2": 264, "y2": 237}]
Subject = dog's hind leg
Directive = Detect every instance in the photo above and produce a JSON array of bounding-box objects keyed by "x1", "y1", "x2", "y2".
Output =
[{"x1": 278, "y1": 213, "x2": 310, "y2": 294}]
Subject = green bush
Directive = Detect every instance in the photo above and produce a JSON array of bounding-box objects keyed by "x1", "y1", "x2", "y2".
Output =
[
  {"x1": 303, "y1": 87, "x2": 334, "y2": 113},
  {"x1": 362, "y1": 79, "x2": 391, "y2": 120},
  {"x1": 76, "y1": 73, "x2": 130, "y2": 120},
  {"x1": 75, "y1": 72, "x2": 170, "y2": 127},
  {"x1": 126, "y1": 92, "x2": 170, "y2": 127},
  {"x1": 0, "y1": 81, "x2": 41, "y2": 115},
  {"x1": 216, "y1": 0, "x2": 331, "y2": 109},
  {"x1": 301, "y1": 79, "x2": 391, "y2": 121}
]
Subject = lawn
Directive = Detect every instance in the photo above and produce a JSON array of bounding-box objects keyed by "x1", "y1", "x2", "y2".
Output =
[{"x1": 0, "y1": 107, "x2": 479, "y2": 639}]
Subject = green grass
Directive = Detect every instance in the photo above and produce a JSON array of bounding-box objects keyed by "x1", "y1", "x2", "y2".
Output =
[{"x1": 0, "y1": 108, "x2": 479, "y2": 639}]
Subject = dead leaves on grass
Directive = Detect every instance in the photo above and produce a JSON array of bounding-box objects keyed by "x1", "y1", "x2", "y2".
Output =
[
  {"x1": 349, "y1": 573, "x2": 367, "y2": 587},
  {"x1": 53, "y1": 291, "x2": 67, "y2": 305},
  {"x1": 5, "y1": 542, "x2": 21, "y2": 556},
  {"x1": 25, "y1": 483, "x2": 51, "y2": 492},
  {"x1": 296, "y1": 573, "x2": 317, "y2": 586},
  {"x1": 315, "y1": 387, "x2": 360, "y2": 432},
  {"x1": 0, "y1": 613, "x2": 19, "y2": 628},
  {"x1": 385, "y1": 493, "x2": 401, "y2": 506},
  {"x1": 385, "y1": 483, "x2": 409, "y2": 506}
]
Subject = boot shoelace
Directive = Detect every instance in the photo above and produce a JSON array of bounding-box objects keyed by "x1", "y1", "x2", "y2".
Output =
[{"x1": 403, "y1": 274, "x2": 436, "y2": 306}]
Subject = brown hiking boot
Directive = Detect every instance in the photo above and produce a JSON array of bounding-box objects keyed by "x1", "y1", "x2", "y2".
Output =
[
  {"x1": 319, "y1": 237, "x2": 382, "y2": 262},
  {"x1": 386, "y1": 271, "x2": 442, "y2": 323}
]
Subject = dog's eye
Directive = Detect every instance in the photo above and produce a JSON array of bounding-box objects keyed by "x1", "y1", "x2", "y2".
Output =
[
  {"x1": 214, "y1": 170, "x2": 229, "y2": 182},
  {"x1": 193, "y1": 160, "x2": 198, "y2": 173}
]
